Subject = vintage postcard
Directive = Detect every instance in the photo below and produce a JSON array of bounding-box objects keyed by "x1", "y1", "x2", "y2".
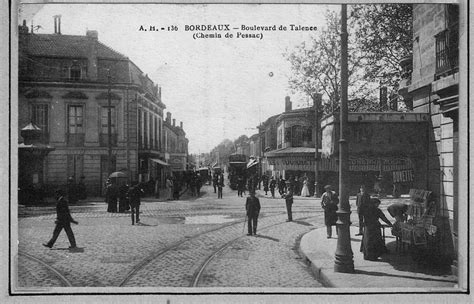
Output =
[{"x1": 5, "y1": 0, "x2": 470, "y2": 303}]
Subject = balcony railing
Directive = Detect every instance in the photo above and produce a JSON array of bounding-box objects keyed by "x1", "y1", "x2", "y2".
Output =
[{"x1": 435, "y1": 28, "x2": 459, "y2": 79}]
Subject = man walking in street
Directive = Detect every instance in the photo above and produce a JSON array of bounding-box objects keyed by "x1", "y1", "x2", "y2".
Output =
[
  {"x1": 43, "y1": 189, "x2": 78, "y2": 249},
  {"x1": 269, "y1": 176, "x2": 276, "y2": 198},
  {"x1": 217, "y1": 173, "x2": 224, "y2": 199},
  {"x1": 356, "y1": 185, "x2": 371, "y2": 236},
  {"x1": 284, "y1": 188, "x2": 294, "y2": 222},
  {"x1": 245, "y1": 190, "x2": 261, "y2": 236},
  {"x1": 128, "y1": 181, "x2": 143, "y2": 225}
]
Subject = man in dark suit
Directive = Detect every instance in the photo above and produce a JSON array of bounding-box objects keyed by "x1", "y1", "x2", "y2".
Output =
[
  {"x1": 43, "y1": 190, "x2": 78, "y2": 249},
  {"x1": 245, "y1": 191, "x2": 261, "y2": 236},
  {"x1": 284, "y1": 188, "x2": 294, "y2": 222},
  {"x1": 127, "y1": 181, "x2": 143, "y2": 225}
]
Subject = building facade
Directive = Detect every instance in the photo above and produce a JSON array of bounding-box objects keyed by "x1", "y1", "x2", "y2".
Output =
[
  {"x1": 17, "y1": 19, "x2": 179, "y2": 197},
  {"x1": 163, "y1": 112, "x2": 189, "y2": 178},
  {"x1": 398, "y1": 4, "x2": 460, "y2": 270},
  {"x1": 263, "y1": 97, "x2": 316, "y2": 186}
]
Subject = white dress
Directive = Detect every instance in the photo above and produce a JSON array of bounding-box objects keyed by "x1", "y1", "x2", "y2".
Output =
[{"x1": 301, "y1": 180, "x2": 310, "y2": 197}]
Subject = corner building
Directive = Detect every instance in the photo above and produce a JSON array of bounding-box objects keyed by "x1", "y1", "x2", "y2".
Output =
[{"x1": 18, "y1": 19, "x2": 170, "y2": 197}]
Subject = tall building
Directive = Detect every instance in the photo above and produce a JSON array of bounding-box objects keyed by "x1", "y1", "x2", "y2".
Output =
[
  {"x1": 398, "y1": 4, "x2": 460, "y2": 268},
  {"x1": 18, "y1": 18, "x2": 168, "y2": 198}
]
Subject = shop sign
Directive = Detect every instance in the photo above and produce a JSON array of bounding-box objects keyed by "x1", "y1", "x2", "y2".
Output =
[
  {"x1": 392, "y1": 170, "x2": 414, "y2": 183},
  {"x1": 348, "y1": 157, "x2": 414, "y2": 172},
  {"x1": 268, "y1": 156, "x2": 314, "y2": 170}
]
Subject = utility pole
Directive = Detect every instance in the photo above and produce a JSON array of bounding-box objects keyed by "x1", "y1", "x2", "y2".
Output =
[
  {"x1": 107, "y1": 69, "x2": 113, "y2": 175},
  {"x1": 334, "y1": 4, "x2": 354, "y2": 273}
]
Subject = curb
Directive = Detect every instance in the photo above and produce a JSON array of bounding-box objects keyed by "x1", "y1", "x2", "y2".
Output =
[{"x1": 297, "y1": 228, "x2": 335, "y2": 287}]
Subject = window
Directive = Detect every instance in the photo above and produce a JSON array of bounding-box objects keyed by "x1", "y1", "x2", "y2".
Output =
[
  {"x1": 70, "y1": 64, "x2": 81, "y2": 80},
  {"x1": 100, "y1": 106, "x2": 116, "y2": 134},
  {"x1": 291, "y1": 125, "x2": 303, "y2": 147},
  {"x1": 67, "y1": 105, "x2": 84, "y2": 146},
  {"x1": 435, "y1": 4, "x2": 459, "y2": 77},
  {"x1": 100, "y1": 106, "x2": 117, "y2": 146},
  {"x1": 31, "y1": 104, "x2": 49, "y2": 132},
  {"x1": 143, "y1": 111, "x2": 148, "y2": 149},
  {"x1": 68, "y1": 105, "x2": 84, "y2": 134},
  {"x1": 31, "y1": 104, "x2": 49, "y2": 142}
]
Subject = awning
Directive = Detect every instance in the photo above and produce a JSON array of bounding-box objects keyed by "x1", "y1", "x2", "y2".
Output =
[
  {"x1": 151, "y1": 158, "x2": 169, "y2": 166},
  {"x1": 265, "y1": 147, "x2": 316, "y2": 157},
  {"x1": 247, "y1": 159, "x2": 259, "y2": 169}
]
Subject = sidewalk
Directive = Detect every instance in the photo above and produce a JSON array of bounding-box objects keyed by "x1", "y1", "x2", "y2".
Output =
[{"x1": 299, "y1": 225, "x2": 458, "y2": 290}]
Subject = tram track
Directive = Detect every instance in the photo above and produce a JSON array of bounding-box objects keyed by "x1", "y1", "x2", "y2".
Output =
[
  {"x1": 18, "y1": 251, "x2": 73, "y2": 287},
  {"x1": 18, "y1": 202, "x2": 321, "y2": 288},
  {"x1": 190, "y1": 215, "x2": 316, "y2": 287}
]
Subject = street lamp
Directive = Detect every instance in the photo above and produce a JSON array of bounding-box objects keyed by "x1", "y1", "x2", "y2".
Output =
[{"x1": 334, "y1": 4, "x2": 355, "y2": 273}]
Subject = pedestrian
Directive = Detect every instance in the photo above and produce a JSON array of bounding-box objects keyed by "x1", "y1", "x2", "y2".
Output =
[
  {"x1": 301, "y1": 177, "x2": 310, "y2": 197},
  {"x1": 154, "y1": 178, "x2": 160, "y2": 199},
  {"x1": 166, "y1": 176, "x2": 173, "y2": 200},
  {"x1": 217, "y1": 173, "x2": 224, "y2": 199},
  {"x1": 127, "y1": 181, "x2": 143, "y2": 225},
  {"x1": 213, "y1": 173, "x2": 218, "y2": 193},
  {"x1": 195, "y1": 174, "x2": 202, "y2": 196},
  {"x1": 237, "y1": 176, "x2": 245, "y2": 197},
  {"x1": 321, "y1": 185, "x2": 338, "y2": 238},
  {"x1": 263, "y1": 175, "x2": 269, "y2": 195},
  {"x1": 67, "y1": 176, "x2": 78, "y2": 204},
  {"x1": 173, "y1": 177, "x2": 181, "y2": 200},
  {"x1": 387, "y1": 202, "x2": 408, "y2": 237},
  {"x1": 43, "y1": 189, "x2": 78, "y2": 249},
  {"x1": 118, "y1": 182, "x2": 129, "y2": 213},
  {"x1": 105, "y1": 179, "x2": 118, "y2": 213},
  {"x1": 355, "y1": 185, "x2": 371, "y2": 236},
  {"x1": 278, "y1": 176, "x2": 286, "y2": 196},
  {"x1": 360, "y1": 198, "x2": 393, "y2": 261},
  {"x1": 77, "y1": 175, "x2": 87, "y2": 200},
  {"x1": 269, "y1": 176, "x2": 276, "y2": 198},
  {"x1": 284, "y1": 188, "x2": 294, "y2": 222},
  {"x1": 245, "y1": 190, "x2": 261, "y2": 236}
]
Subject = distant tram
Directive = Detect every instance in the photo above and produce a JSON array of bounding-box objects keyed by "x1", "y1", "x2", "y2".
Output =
[{"x1": 227, "y1": 154, "x2": 247, "y2": 190}]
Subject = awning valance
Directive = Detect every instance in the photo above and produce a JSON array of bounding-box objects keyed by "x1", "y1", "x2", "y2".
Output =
[{"x1": 151, "y1": 158, "x2": 169, "y2": 166}]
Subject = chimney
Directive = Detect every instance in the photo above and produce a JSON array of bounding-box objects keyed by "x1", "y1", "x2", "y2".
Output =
[
  {"x1": 86, "y1": 30, "x2": 98, "y2": 80},
  {"x1": 172, "y1": 119, "x2": 176, "y2": 127},
  {"x1": 53, "y1": 15, "x2": 61, "y2": 34},
  {"x1": 285, "y1": 96, "x2": 292, "y2": 112},
  {"x1": 86, "y1": 30, "x2": 98, "y2": 39},
  {"x1": 166, "y1": 112, "x2": 171, "y2": 123},
  {"x1": 19, "y1": 20, "x2": 29, "y2": 34},
  {"x1": 180, "y1": 121, "x2": 183, "y2": 129}
]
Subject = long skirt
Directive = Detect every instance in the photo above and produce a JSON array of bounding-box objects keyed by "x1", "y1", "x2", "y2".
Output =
[
  {"x1": 301, "y1": 184, "x2": 310, "y2": 197},
  {"x1": 360, "y1": 224, "x2": 387, "y2": 260}
]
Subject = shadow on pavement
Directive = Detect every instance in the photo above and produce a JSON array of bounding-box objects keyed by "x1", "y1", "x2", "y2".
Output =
[
  {"x1": 255, "y1": 234, "x2": 280, "y2": 242},
  {"x1": 136, "y1": 222, "x2": 158, "y2": 227},
  {"x1": 380, "y1": 241, "x2": 454, "y2": 277},
  {"x1": 292, "y1": 220, "x2": 313, "y2": 226}
]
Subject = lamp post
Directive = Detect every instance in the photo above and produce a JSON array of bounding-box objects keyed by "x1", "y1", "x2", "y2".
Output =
[{"x1": 334, "y1": 4, "x2": 354, "y2": 273}]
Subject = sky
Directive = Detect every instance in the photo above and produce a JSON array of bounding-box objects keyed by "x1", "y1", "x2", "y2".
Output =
[{"x1": 19, "y1": 3, "x2": 337, "y2": 154}]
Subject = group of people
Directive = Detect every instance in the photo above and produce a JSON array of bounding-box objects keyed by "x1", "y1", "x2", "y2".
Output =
[{"x1": 105, "y1": 179, "x2": 144, "y2": 224}]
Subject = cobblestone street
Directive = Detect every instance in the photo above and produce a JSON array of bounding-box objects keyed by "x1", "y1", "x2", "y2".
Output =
[{"x1": 16, "y1": 185, "x2": 332, "y2": 290}]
